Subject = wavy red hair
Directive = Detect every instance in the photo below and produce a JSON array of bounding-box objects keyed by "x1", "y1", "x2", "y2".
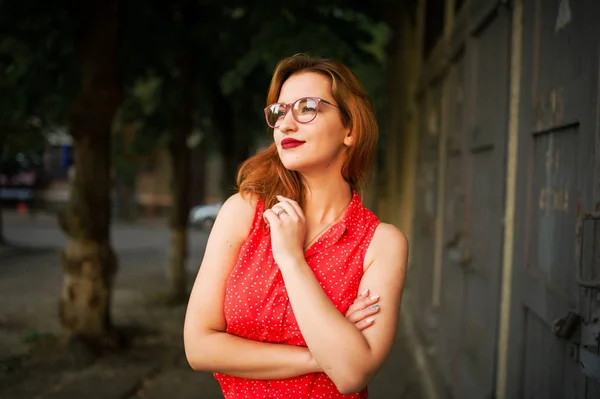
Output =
[{"x1": 237, "y1": 54, "x2": 379, "y2": 209}]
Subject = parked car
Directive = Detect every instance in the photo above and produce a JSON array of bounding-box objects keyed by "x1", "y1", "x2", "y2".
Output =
[{"x1": 189, "y1": 202, "x2": 222, "y2": 232}]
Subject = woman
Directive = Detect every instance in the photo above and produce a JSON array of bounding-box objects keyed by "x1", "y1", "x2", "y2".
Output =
[{"x1": 183, "y1": 54, "x2": 408, "y2": 398}]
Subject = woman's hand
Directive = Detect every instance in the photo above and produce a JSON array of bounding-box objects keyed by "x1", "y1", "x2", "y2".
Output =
[
  {"x1": 345, "y1": 289, "x2": 381, "y2": 331},
  {"x1": 263, "y1": 195, "x2": 306, "y2": 266}
]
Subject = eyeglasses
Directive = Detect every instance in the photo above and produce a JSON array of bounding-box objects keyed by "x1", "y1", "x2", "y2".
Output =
[{"x1": 264, "y1": 97, "x2": 339, "y2": 129}]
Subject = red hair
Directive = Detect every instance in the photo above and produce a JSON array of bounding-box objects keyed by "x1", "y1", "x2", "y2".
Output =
[{"x1": 237, "y1": 54, "x2": 379, "y2": 209}]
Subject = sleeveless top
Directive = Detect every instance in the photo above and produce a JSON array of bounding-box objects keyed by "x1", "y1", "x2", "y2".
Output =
[{"x1": 214, "y1": 191, "x2": 380, "y2": 399}]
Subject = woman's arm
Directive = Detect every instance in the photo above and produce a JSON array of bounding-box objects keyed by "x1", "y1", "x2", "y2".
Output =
[
  {"x1": 183, "y1": 193, "x2": 319, "y2": 379},
  {"x1": 263, "y1": 198, "x2": 408, "y2": 394}
]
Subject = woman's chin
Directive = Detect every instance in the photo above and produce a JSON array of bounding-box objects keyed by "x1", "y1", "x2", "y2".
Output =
[
  {"x1": 279, "y1": 156, "x2": 313, "y2": 172},
  {"x1": 279, "y1": 154, "x2": 341, "y2": 174},
  {"x1": 280, "y1": 161, "x2": 304, "y2": 172},
  {"x1": 277, "y1": 152, "x2": 303, "y2": 170}
]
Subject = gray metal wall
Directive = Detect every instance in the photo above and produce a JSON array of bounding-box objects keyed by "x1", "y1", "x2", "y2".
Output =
[{"x1": 407, "y1": 1, "x2": 600, "y2": 397}]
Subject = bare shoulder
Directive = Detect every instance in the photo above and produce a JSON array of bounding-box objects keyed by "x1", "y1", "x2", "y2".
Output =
[
  {"x1": 372, "y1": 223, "x2": 408, "y2": 250},
  {"x1": 220, "y1": 192, "x2": 257, "y2": 215},
  {"x1": 364, "y1": 222, "x2": 409, "y2": 271},
  {"x1": 211, "y1": 192, "x2": 259, "y2": 242}
]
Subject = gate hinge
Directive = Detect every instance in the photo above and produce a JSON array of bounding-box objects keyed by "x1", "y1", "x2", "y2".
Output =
[{"x1": 553, "y1": 311, "x2": 580, "y2": 339}]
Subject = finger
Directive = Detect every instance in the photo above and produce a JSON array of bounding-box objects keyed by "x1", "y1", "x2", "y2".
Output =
[
  {"x1": 277, "y1": 200, "x2": 303, "y2": 221},
  {"x1": 275, "y1": 195, "x2": 297, "y2": 206},
  {"x1": 345, "y1": 303, "x2": 358, "y2": 316},
  {"x1": 276, "y1": 195, "x2": 304, "y2": 219},
  {"x1": 346, "y1": 289, "x2": 370, "y2": 315},
  {"x1": 351, "y1": 293, "x2": 380, "y2": 312},
  {"x1": 271, "y1": 205, "x2": 289, "y2": 218},
  {"x1": 275, "y1": 200, "x2": 300, "y2": 220},
  {"x1": 346, "y1": 294, "x2": 378, "y2": 317},
  {"x1": 263, "y1": 209, "x2": 282, "y2": 226},
  {"x1": 355, "y1": 317, "x2": 375, "y2": 332},
  {"x1": 347, "y1": 304, "x2": 380, "y2": 324}
]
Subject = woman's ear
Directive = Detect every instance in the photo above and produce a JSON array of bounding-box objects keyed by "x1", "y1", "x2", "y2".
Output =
[{"x1": 343, "y1": 129, "x2": 354, "y2": 147}]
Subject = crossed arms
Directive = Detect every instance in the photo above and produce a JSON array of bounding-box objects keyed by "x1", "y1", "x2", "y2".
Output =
[{"x1": 183, "y1": 193, "x2": 408, "y2": 394}]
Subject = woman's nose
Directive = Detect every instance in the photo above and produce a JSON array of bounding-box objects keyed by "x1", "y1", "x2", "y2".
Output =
[{"x1": 277, "y1": 108, "x2": 298, "y2": 133}]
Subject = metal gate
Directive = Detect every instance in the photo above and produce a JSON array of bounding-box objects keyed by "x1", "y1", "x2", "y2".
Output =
[
  {"x1": 436, "y1": 1, "x2": 511, "y2": 397},
  {"x1": 505, "y1": 0, "x2": 600, "y2": 397},
  {"x1": 436, "y1": 48, "x2": 468, "y2": 392},
  {"x1": 410, "y1": 83, "x2": 443, "y2": 343}
]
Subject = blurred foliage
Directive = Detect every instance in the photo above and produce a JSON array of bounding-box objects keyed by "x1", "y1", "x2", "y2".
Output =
[
  {"x1": 115, "y1": 0, "x2": 392, "y2": 192},
  {"x1": 1, "y1": 0, "x2": 393, "y2": 184},
  {"x1": 0, "y1": 1, "x2": 79, "y2": 159},
  {"x1": 0, "y1": 354, "x2": 24, "y2": 373},
  {"x1": 113, "y1": 76, "x2": 165, "y2": 183},
  {"x1": 215, "y1": 4, "x2": 391, "y2": 132},
  {"x1": 0, "y1": 1, "x2": 81, "y2": 119}
]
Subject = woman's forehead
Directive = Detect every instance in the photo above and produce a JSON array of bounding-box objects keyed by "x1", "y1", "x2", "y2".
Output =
[{"x1": 277, "y1": 72, "x2": 332, "y2": 103}]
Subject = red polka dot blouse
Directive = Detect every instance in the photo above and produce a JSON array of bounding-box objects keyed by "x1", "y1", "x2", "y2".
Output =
[{"x1": 214, "y1": 191, "x2": 380, "y2": 398}]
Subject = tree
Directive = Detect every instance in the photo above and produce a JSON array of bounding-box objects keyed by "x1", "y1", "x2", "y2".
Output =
[
  {"x1": 118, "y1": 0, "x2": 202, "y2": 302},
  {"x1": 112, "y1": 78, "x2": 163, "y2": 222},
  {"x1": 167, "y1": 49, "x2": 194, "y2": 303},
  {"x1": 56, "y1": 0, "x2": 124, "y2": 350},
  {"x1": 1, "y1": 0, "x2": 124, "y2": 351}
]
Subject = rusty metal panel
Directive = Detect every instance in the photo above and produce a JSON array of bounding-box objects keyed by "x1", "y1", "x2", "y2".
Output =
[
  {"x1": 528, "y1": 127, "x2": 579, "y2": 296},
  {"x1": 505, "y1": 0, "x2": 600, "y2": 397},
  {"x1": 578, "y1": 214, "x2": 600, "y2": 386},
  {"x1": 436, "y1": 53, "x2": 468, "y2": 389},
  {"x1": 409, "y1": 85, "x2": 442, "y2": 341},
  {"x1": 449, "y1": 4, "x2": 511, "y2": 398},
  {"x1": 522, "y1": 308, "x2": 586, "y2": 399}
]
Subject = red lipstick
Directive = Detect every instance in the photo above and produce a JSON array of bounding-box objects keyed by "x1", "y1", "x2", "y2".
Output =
[{"x1": 281, "y1": 138, "x2": 305, "y2": 149}]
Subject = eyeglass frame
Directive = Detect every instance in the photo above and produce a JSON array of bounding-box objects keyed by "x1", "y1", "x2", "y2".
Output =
[{"x1": 263, "y1": 97, "x2": 340, "y2": 128}]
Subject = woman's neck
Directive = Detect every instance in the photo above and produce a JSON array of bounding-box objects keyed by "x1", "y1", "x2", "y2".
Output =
[{"x1": 301, "y1": 176, "x2": 353, "y2": 225}]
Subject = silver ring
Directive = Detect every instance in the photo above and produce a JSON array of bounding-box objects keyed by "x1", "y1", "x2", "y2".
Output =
[{"x1": 277, "y1": 209, "x2": 287, "y2": 217}]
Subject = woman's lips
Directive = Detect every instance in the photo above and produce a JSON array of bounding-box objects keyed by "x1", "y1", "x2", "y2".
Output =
[{"x1": 281, "y1": 138, "x2": 305, "y2": 149}]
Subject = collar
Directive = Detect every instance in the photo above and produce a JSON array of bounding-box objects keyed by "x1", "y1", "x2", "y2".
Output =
[{"x1": 304, "y1": 191, "x2": 362, "y2": 258}]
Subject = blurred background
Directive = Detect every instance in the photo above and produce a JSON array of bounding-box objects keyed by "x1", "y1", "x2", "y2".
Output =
[{"x1": 1, "y1": 0, "x2": 600, "y2": 398}]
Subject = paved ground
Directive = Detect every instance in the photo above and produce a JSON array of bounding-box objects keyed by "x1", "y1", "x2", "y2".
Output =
[{"x1": 0, "y1": 211, "x2": 428, "y2": 399}]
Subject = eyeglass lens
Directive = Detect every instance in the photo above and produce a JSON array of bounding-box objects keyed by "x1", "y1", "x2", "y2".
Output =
[{"x1": 266, "y1": 97, "x2": 319, "y2": 128}]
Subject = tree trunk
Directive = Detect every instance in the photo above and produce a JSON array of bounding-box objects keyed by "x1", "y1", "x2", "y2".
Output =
[
  {"x1": 166, "y1": 51, "x2": 193, "y2": 304},
  {"x1": 58, "y1": 0, "x2": 123, "y2": 352},
  {"x1": 189, "y1": 143, "x2": 207, "y2": 207},
  {"x1": 0, "y1": 199, "x2": 4, "y2": 246},
  {"x1": 0, "y1": 136, "x2": 5, "y2": 247},
  {"x1": 205, "y1": 78, "x2": 249, "y2": 195}
]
